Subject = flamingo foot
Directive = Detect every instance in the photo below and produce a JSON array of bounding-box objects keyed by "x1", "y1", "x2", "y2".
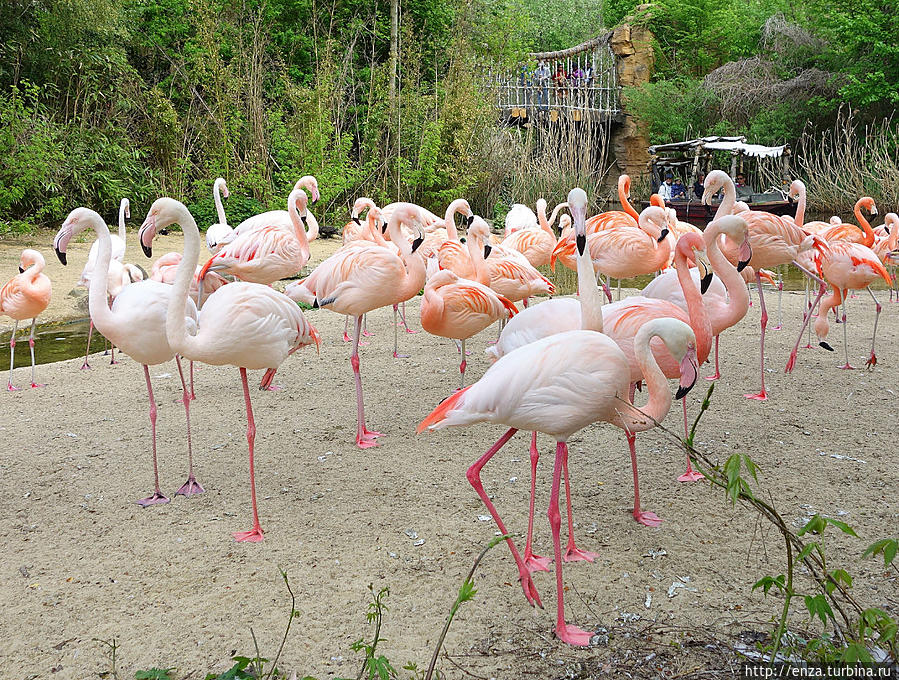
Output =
[
  {"x1": 232, "y1": 525, "x2": 264, "y2": 542},
  {"x1": 677, "y1": 469, "x2": 705, "y2": 483},
  {"x1": 838, "y1": 363, "x2": 855, "y2": 370},
  {"x1": 343, "y1": 332, "x2": 352, "y2": 342},
  {"x1": 555, "y1": 623, "x2": 594, "y2": 646},
  {"x1": 634, "y1": 509, "x2": 662, "y2": 527},
  {"x1": 523, "y1": 552, "x2": 552, "y2": 573},
  {"x1": 404, "y1": 327, "x2": 419, "y2": 334},
  {"x1": 392, "y1": 351, "x2": 409, "y2": 359},
  {"x1": 744, "y1": 390, "x2": 768, "y2": 401},
  {"x1": 563, "y1": 545, "x2": 598, "y2": 563},
  {"x1": 785, "y1": 353, "x2": 797, "y2": 374},
  {"x1": 703, "y1": 371, "x2": 721, "y2": 381},
  {"x1": 517, "y1": 567, "x2": 543, "y2": 608},
  {"x1": 356, "y1": 427, "x2": 383, "y2": 448},
  {"x1": 176, "y1": 476, "x2": 205, "y2": 497},
  {"x1": 80, "y1": 362, "x2": 91, "y2": 370},
  {"x1": 771, "y1": 324, "x2": 782, "y2": 331},
  {"x1": 7, "y1": 382, "x2": 20, "y2": 392},
  {"x1": 362, "y1": 329, "x2": 374, "y2": 338},
  {"x1": 137, "y1": 491, "x2": 170, "y2": 507},
  {"x1": 803, "y1": 343, "x2": 813, "y2": 349},
  {"x1": 30, "y1": 382, "x2": 47, "y2": 389},
  {"x1": 110, "y1": 359, "x2": 119, "y2": 365},
  {"x1": 866, "y1": 353, "x2": 877, "y2": 369},
  {"x1": 262, "y1": 384, "x2": 283, "y2": 391}
]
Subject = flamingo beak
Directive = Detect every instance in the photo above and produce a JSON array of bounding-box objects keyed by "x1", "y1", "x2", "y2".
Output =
[
  {"x1": 819, "y1": 341, "x2": 834, "y2": 352},
  {"x1": 657, "y1": 228, "x2": 669, "y2": 243},
  {"x1": 301, "y1": 214, "x2": 308, "y2": 226},
  {"x1": 223, "y1": 187, "x2": 230, "y2": 199},
  {"x1": 675, "y1": 346, "x2": 699, "y2": 399},
  {"x1": 54, "y1": 219, "x2": 73, "y2": 265},
  {"x1": 18, "y1": 266, "x2": 25, "y2": 274},
  {"x1": 576, "y1": 233, "x2": 586, "y2": 256},
  {"x1": 352, "y1": 216, "x2": 361, "y2": 225},
  {"x1": 412, "y1": 235, "x2": 424, "y2": 253},
  {"x1": 483, "y1": 243, "x2": 492, "y2": 258},
  {"x1": 466, "y1": 214, "x2": 474, "y2": 227},
  {"x1": 138, "y1": 213, "x2": 157, "y2": 258},
  {"x1": 696, "y1": 250, "x2": 713, "y2": 294},
  {"x1": 737, "y1": 239, "x2": 752, "y2": 272}
]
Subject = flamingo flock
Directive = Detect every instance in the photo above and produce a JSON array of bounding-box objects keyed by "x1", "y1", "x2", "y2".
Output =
[{"x1": 2, "y1": 171, "x2": 897, "y2": 647}]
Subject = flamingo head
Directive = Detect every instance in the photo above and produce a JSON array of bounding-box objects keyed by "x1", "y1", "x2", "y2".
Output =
[
  {"x1": 19, "y1": 249, "x2": 43, "y2": 273},
  {"x1": 468, "y1": 215, "x2": 492, "y2": 246},
  {"x1": 294, "y1": 175, "x2": 320, "y2": 203},
  {"x1": 856, "y1": 196, "x2": 877, "y2": 216},
  {"x1": 567, "y1": 187, "x2": 589, "y2": 255},
  {"x1": 140, "y1": 197, "x2": 185, "y2": 258},
  {"x1": 215, "y1": 177, "x2": 230, "y2": 199},
  {"x1": 638, "y1": 206, "x2": 669, "y2": 242},
  {"x1": 55, "y1": 207, "x2": 104, "y2": 266},
  {"x1": 711, "y1": 214, "x2": 751, "y2": 271},
  {"x1": 679, "y1": 233, "x2": 712, "y2": 293},
  {"x1": 120, "y1": 197, "x2": 131, "y2": 220},
  {"x1": 788, "y1": 179, "x2": 806, "y2": 202},
  {"x1": 638, "y1": 318, "x2": 697, "y2": 399},
  {"x1": 702, "y1": 170, "x2": 731, "y2": 205},
  {"x1": 352, "y1": 197, "x2": 376, "y2": 224},
  {"x1": 829, "y1": 215, "x2": 842, "y2": 225}
]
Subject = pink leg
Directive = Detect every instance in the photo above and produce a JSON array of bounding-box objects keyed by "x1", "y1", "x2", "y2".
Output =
[
  {"x1": 190, "y1": 360, "x2": 196, "y2": 400},
  {"x1": 352, "y1": 316, "x2": 382, "y2": 447},
  {"x1": 771, "y1": 280, "x2": 783, "y2": 330},
  {"x1": 27, "y1": 319, "x2": 46, "y2": 388},
  {"x1": 137, "y1": 365, "x2": 169, "y2": 507},
  {"x1": 838, "y1": 292, "x2": 854, "y2": 370},
  {"x1": 523, "y1": 432, "x2": 551, "y2": 572},
  {"x1": 81, "y1": 320, "x2": 94, "y2": 370},
  {"x1": 561, "y1": 448, "x2": 598, "y2": 563},
  {"x1": 865, "y1": 287, "x2": 881, "y2": 369},
  {"x1": 786, "y1": 282, "x2": 827, "y2": 373},
  {"x1": 392, "y1": 305, "x2": 409, "y2": 359},
  {"x1": 548, "y1": 442, "x2": 593, "y2": 645},
  {"x1": 7, "y1": 321, "x2": 20, "y2": 391},
  {"x1": 523, "y1": 297, "x2": 529, "y2": 308},
  {"x1": 745, "y1": 272, "x2": 768, "y2": 400},
  {"x1": 458, "y1": 339, "x2": 467, "y2": 390},
  {"x1": 110, "y1": 343, "x2": 118, "y2": 365},
  {"x1": 232, "y1": 367, "x2": 264, "y2": 542},
  {"x1": 400, "y1": 301, "x2": 418, "y2": 333},
  {"x1": 258, "y1": 367, "x2": 283, "y2": 391},
  {"x1": 466, "y1": 427, "x2": 542, "y2": 607},
  {"x1": 362, "y1": 314, "x2": 373, "y2": 338},
  {"x1": 343, "y1": 316, "x2": 351, "y2": 342},
  {"x1": 704, "y1": 335, "x2": 721, "y2": 380},
  {"x1": 628, "y1": 431, "x2": 661, "y2": 527},
  {"x1": 175, "y1": 356, "x2": 204, "y2": 497},
  {"x1": 677, "y1": 398, "x2": 703, "y2": 481}
]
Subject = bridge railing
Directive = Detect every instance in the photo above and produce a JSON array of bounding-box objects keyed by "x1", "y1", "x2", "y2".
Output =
[{"x1": 490, "y1": 37, "x2": 621, "y2": 118}]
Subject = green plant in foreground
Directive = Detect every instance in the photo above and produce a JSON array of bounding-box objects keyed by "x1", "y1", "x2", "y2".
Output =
[
  {"x1": 351, "y1": 585, "x2": 395, "y2": 680},
  {"x1": 669, "y1": 384, "x2": 898, "y2": 664},
  {"x1": 135, "y1": 669, "x2": 174, "y2": 680}
]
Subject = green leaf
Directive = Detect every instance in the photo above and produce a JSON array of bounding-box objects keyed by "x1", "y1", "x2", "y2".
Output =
[
  {"x1": 457, "y1": 578, "x2": 478, "y2": 604},
  {"x1": 136, "y1": 670, "x2": 174, "y2": 680},
  {"x1": 797, "y1": 542, "x2": 818, "y2": 561},
  {"x1": 799, "y1": 515, "x2": 827, "y2": 536},
  {"x1": 823, "y1": 517, "x2": 858, "y2": 537},
  {"x1": 862, "y1": 538, "x2": 898, "y2": 567}
]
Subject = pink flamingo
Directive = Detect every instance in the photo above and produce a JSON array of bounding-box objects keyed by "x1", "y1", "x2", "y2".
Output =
[
  {"x1": 471, "y1": 218, "x2": 555, "y2": 304},
  {"x1": 503, "y1": 203, "x2": 539, "y2": 237},
  {"x1": 418, "y1": 313, "x2": 698, "y2": 645},
  {"x1": 421, "y1": 268, "x2": 518, "y2": 388},
  {"x1": 1, "y1": 250, "x2": 52, "y2": 390},
  {"x1": 205, "y1": 178, "x2": 232, "y2": 253},
  {"x1": 285, "y1": 205, "x2": 426, "y2": 448},
  {"x1": 787, "y1": 241, "x2": 892, "y2": 371},
  {"x1": 818, "y1": 197, "x2": 877, "y2": 246},
  {"x1": 873, "y1": 213, "x2": 899, "y2": 301},
  {"x1": 642, "y1": 215, "x2": 753, "y2": 381},
  {"x1": 55, "y1": 208, "x2": 201, "y2": 506},
  {"x1": 582, "y1": 175, "x2": 641, "y2": 232},
  {"x1": 140, "y1": 197, "x2": 320, "y2": 541},
  {"x1": 151, "y1": 252, "x2": 228, "y2": 305},
  {"x1": 703, "y1": 171, "x2": 827, "y2": 400},
  {"x1": 500, "y1": 199, "x2": 567, "y2": 268},
  {"x1": 222, "y1": 176, "x2": 321, "y2": 247},
  {"x1": 199, "y1": 188, "x2": 310, "y2": 285}
]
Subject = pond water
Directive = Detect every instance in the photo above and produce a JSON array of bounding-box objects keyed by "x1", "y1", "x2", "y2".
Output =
[{"x1": 3, "y1": 318, "x2": 104, "y2": 370}]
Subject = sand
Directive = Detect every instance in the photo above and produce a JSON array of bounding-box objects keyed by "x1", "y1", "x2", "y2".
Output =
[{"x1": 0, "y1": 231, "x2": 897, "y2": 679}]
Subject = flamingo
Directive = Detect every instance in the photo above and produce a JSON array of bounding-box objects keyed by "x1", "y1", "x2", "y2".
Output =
[
  {"x1": 199, "y1": 188, "x2": 310, "y2": 285},
  {"x1": 503, "y1": 203, "x2": 538, "y2": 237},
  {"x1": 381, "y1": 202, "x2": 444, "y2": 232},
  {"x1": 284, "y1": 205, "x2": 426, "y2": 448},
  {"x1": 472, "y1": 218, "x2": 555, "y2": 304},
  {"x1": 343, "y1": 197, "x2": 381, "y2": 246},
  {"x1": 292, "y1": 175, "x2": 321, "y2": 241},
  {"x1": 420, "y1": 268, "x2": 518, "y2": 389},
  {"x1": 499, "y1": 199, "x2": 566, "y2": 268},
  {"x1": 79, "y1": 198, "x2": 131, "y2": 369},
  {"x1": 703, "y1": 170, "x2": 827, "y2": 400},
  {"x1": 582, "y1": 174, "x2": 641, "y2": 232},
  {"x1": 139, "y1": 197, "x2": 320, "y2": 541},
  {"x1": 419, "y1": 199, "x2": 476, "y2": 260},
  {"x1": 54, "y1": 208, "x2": 200, "y2": 506},
  {"x1": 222, "y1": 176, "x2": 321, "y2": 248},
  {"x1": 418, "y1": 313, "x2": 698, "y2": 646},
  {"x1": 1, "y1": 250, "x2": 52, "y2": 390},
  {"x1": 642, "y1": 215, "x2": 753, "y2": 381},
  {"x1": 873, "y1": 213, "x2": 899, "y2": 301},
  {"x1": 151, "y1": 252, "x2": 228, "y2": 305},
  {"x1": 786, "y1": 241, "x2": 892, "y2": 371},
  {"x1": 818, "y1": 197, "x2": 877, "y2": 246},
  {"x1": 205, "y1": 178, "x2": 232, "y2": 253}
]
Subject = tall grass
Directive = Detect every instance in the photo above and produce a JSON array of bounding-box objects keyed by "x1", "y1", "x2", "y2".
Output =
[{"x1": 797, "y1": 110, "x2": 899, "y2": 214}]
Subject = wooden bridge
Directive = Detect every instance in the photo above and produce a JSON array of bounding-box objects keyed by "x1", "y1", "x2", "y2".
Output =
[{"x1": 491, "y1": 33, "x2": 623, "y2": 124}]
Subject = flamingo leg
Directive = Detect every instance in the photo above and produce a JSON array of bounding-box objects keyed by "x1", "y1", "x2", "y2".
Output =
[
  {"x1": 352, "y1": 315, "x2": 382, "y2": 448},
  {"x1": 232, "y1": 367, "x2": 265, "y2": 542},
  {"x1": 628, "y1": 430, "x2": 661, "y2": 527},
  {"x1": 786, "y1": 281, "x2": 827, "y2": 373},
  {"x1": 175, "y1": 356, "x2": 204, "y2": 497},
  {"x1": 459, "y1": 338, "x2": 467, "y2": 389},
  {"x1": 561, "y1": 445, "x2": 598, "y2": 563},
  {"x1": 864, "y1": 287, "x2": 881, "y2": 369},
  {"x1": 81, "y1": 320, "x2": 94, "y2": 370},
  {"x1": 523, "y1": 431, "x2": 551, "y2": 573},
  {"x1": 343, "y1": 315, "x2": 351, "y2": 342},
  {"x1": 838, "y1": 291, "x2": 854, "y2": 370},
  {"x1": 772, "y1": 277, "x2": 783, "y2": 330},
  {"x1": 7, "y1": 320, "x2": 20, "y2": 391},
  {"x1": 110, "y1": 343, "x2": 117, "y2": 365},
  {"x1": 392, "y1": 305, "x2": 409, "y2": 358},
  {"x1": 548, "y1": 441, "x2": 594, "y2": 645},
  {"x1": 453, "y1": 339, "x2": 472, "y2": 356},
  {"x1": 745, "y1": 272, "x2": 768, "y2": 400},
  {"x1": 190, "y1": 360, "x2": 196, "y2": 400},
  {"x1": 362, "y1": 314, "x2": 373, "y2": 338},
  {"x1": 704, "y1": 335, "x2": 721, "y2": 380},
  {"x1": 27, "y1": 318, "x2": 45, "y2": 388},
  {"x1": 677, "y1": 398, "x2": 703, "y2": 482},
  {"x1": 137, "y1": 365, "x2": 169, "y2": 507},
  {"x1": 466, "y1": 427, "x2": 542, "y2": 607},
  {"x1": 399, "y1": 301, "x2": 418, "y2": 333}
]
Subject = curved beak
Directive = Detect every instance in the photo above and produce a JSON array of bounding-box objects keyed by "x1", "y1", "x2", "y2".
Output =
[
  {"x1": 466, "y1": 214, "x2": 474, "y2": 227},
  {"x1": 54, "y1": 220, "x2": 72, "y2": 265},
  {"x1": 571, "y1": 194, "x2": 588, "y2": 257},
  {"x1": 675, "y1": 346, "x2": 699, "y2": 399},
  {"x1": 301, "y1": 214, "x2": 308, "y2": 226},
  {"x1": 352, "y1": 216, "x2": 361, "y2": 225},
  {"x1": 657, "y1": 227, "x2": 669, "y2": 243},
  {"x1": 18, "y1": 266, "x2": 25, "y2": 274},
  {"x1": 138, "y1": 213, "x2": 157, "y2": 258},
  {"x1": 737, "y1": 238, "x2": 752, "y2": 272},
  {"x1": 483, "y1": 243, "x2": 492, "y2": 258},
  {"x1": 381, "y1": 221, "x2": 388, "y2": 234},
  {"x1": 696, "y1": 250, "x2": 713, "y2": 294},
  {"x1": 411, "y1": 235, "x2": 424, "y2": 253}
]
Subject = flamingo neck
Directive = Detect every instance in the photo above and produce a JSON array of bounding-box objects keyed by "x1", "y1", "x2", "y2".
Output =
[
  {"x1": 118, "y1": 202, "x2": 128, "y2": 244},
  {"x1": 704, "y1": 226, "x2": 749, "y2": 333},
  {"x1": 674, "y1": 246, "x2": 711, "y2": 361},
  {"x1": 288, "y1": 196, "x2": 311, "y2": 260},
  {"x1": 468, "y1": 233, "x2": 490, "y2": 286},
  {"x1": 167, "y1": 205, "x2": 202, "y2": 357},
  {"x1": 86, "y1": 214, "x2": 116, "y2": 330},
  {"x1": 619, "y1": 176, "x2": 639, "y2": 221},
  {"x1": 714, "y1": 178, "x2": 736, "y2": 220},
  {"x1": 444, "y1": 201, "x2": 464, "y2": 242},
  {"x1": 546, "y1": 202, "x2": 565, "y2": 230},
  {"x1": 387, "y1": 217, "x2": 427, "y2": 300},
  {"x1": 214, "y1": 181, "x2": 227, "y2": 224},
  {"x1": 575, "y1": 240, "x2": 603, "y2": 332},
  {"x1": 793, "y1": 187, "x2": 806, "y2": 227},
  {"x1": 853, "y1": 202, "x2": 875, "y2": 247},
  {"x1": 626, "y1": 326, "x2": 673, "y2": 432},
  {"x1": 537, "y1": 202, "x2": 556, "y2": 238}
]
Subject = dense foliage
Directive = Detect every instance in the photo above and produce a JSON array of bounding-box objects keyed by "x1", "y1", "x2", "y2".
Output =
[{"x1": 0, "y1": 0, "x2": 896, "y2": 231}]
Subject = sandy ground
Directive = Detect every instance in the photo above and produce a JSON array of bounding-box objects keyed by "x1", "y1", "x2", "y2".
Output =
[{"x1": 0, "y1": 231, "x2": 898, "y2": 679}]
